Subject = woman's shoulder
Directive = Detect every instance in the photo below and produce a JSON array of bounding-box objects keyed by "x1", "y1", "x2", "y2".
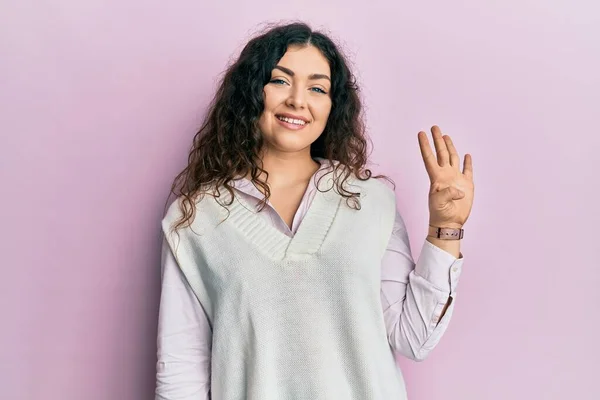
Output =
[
  {"x1": 361, "y1": 177, "x2": 396, "y2": 208},
  {"x1": 161, "y1": 189, "x2": 223, "y2": 233},
  {"x1": 343, "y1": 168, "x2": 395, "y2": 199}
]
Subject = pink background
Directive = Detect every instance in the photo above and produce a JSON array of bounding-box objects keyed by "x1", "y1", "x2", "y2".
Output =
[{"x1": 1, "y1": 1, "x2": 598, "y2": 399}]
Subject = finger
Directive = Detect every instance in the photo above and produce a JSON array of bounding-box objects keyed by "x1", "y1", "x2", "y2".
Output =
[
  {"x1": 433, "y1": 186, "x2": 465, "y2": 206},
  {"x1": 417, "y1": 131, "x2": 437, "y2": 178},
  {"x1": 462, "y1": 153, "x2": 473, "y2": 179},
  {"x1": 446, "y1": 186, "x2": 465, "y2": 200},
  {"x1": 443, "y1": 135, "x2": 460, "y2": 169},
  {"x1": 431, "y1": 125, "x2": 449, "y2": 166}
]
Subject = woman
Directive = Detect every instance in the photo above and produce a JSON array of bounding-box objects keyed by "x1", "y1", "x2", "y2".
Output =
[{"x1": 156, "y1": 22, "x2": 474, "y2": 400}]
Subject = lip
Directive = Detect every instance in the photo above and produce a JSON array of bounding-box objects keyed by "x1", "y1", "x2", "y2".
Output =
[
  {"x1": 275, "y1": 113, "x2": 310, "y2": 123},
  {"x1": 276, "y1": 115, "x2": 308, "y2": 131}
]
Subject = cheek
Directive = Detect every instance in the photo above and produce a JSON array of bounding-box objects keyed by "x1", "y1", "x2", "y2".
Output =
[
  {"x1": 258, "y1": 89, "x2": 274, "y2": 127},
  {"x1": 315, "y1": 100, "x2": 332, "y2": 122},
  {"x1": 263, "y1": 87, "x2": 285, "y2": 109}
]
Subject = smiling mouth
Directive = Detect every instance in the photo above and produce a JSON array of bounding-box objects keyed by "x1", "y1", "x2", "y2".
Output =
[{"x1": 276, "y1": 115, "x2": 309, "y2": 126}]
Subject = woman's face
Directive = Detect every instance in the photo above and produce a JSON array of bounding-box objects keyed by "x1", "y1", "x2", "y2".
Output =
[{"x1": 258, "y1": 45, "x2": 332, "y2": 155}]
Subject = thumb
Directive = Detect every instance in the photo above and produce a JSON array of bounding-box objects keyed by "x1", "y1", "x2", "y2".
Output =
[{"x1": 438, "y1": 186, "x2": 465, "y2": 202}]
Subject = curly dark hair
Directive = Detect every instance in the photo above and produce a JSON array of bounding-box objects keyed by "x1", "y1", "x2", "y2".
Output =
[{"x1": 164, "y1": 21, "x2": 394, "y2": 233}]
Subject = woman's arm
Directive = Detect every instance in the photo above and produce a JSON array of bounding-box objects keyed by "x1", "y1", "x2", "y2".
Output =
[
  {"x1": 380, "y1": 209, "x2": 464, "y2": 361},
  {"x1": 156, "y1": 238, "x2": 212, "y2": 400}
]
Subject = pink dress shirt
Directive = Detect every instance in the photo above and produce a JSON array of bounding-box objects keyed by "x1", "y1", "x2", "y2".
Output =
[{"x1": 155, "y1": 158, "x2": 465, "y2": 400}]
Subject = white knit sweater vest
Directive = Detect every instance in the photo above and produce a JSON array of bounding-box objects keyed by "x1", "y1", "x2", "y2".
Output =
[{"x1": 162, "y1": 170, "x2": 408, "y2": 400}]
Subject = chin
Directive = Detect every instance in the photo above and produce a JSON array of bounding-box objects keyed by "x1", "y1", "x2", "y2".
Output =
[
  {"x1": 268, "y1": 135, "x2": 313, "y2": 152},
  {"x1": 275, "y1": 141, "x2": 313, "y2": 152}
]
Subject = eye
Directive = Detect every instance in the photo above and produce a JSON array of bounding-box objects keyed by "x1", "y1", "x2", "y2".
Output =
[
  {"x1": 270, "y1": 78, "x2": 288, "y2": 85},
  {"x1": 311, "y1": 87, "x2": 327, "y2": 94}
]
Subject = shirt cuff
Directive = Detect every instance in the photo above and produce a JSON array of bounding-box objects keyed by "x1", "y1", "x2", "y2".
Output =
[{"x1": 414, "y1": 239, "x2": 464, "y2": 293}]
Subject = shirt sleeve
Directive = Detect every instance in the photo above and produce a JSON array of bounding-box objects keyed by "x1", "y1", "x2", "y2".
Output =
[
  {"x1": 380, "y1": 208, "x2": 464, "y2": 361},
  {"x1": 155, "y1": 237, "x2": 212, "y2": 400}
]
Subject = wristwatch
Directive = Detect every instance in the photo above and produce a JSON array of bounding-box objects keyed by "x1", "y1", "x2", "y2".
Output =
[{"x1": 428, "y1": 225, "x2": 464, "y2": 240}]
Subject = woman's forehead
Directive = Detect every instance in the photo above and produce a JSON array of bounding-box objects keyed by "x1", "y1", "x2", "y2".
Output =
[{"x1": 276, "y1": 45, "x2": 331, "y2": 77}]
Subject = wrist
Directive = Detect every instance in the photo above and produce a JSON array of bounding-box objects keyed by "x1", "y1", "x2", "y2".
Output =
[
  {"x1": 428, "y1": 224, "x2": 464, "y2": 240},
  {"x1": 429, "y1": 222, "x2": 463, "y2": 229}
]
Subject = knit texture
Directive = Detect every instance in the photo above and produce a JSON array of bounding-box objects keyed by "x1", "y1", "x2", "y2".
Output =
[{"x1": 162, "y1": 171, "x2": 407, "y2": 400}]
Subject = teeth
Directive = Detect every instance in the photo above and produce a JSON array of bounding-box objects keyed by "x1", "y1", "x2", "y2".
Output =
[{"x1": 277, "y1": 116, "x2": 306, "y2": 125}]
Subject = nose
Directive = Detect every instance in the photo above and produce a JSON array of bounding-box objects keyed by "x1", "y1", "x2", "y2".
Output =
[{"x1": 285, "y1": 85, "x2": 307, "y2": 109}]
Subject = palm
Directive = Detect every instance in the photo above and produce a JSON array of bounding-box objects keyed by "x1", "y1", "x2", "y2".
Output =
[{"x1": 418, "y1": 126, "x2": 475, "y2": 228}]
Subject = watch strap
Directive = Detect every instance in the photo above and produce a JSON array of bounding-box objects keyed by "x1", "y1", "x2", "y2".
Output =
[{"x1": 428, "y1": 225, "x2": 464, "y2": 240}]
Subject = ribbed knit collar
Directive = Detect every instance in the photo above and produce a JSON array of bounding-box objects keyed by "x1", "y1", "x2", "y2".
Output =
[{"x1": 220, "y1": 158, "x2": 345, "y2": 261}]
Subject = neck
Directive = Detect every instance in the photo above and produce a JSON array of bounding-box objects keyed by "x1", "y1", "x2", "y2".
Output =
[{"x1": 246, "y1": 147, "x2": 321, "y2": 189}]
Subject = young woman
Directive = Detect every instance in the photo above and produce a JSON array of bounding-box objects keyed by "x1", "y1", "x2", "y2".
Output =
[{"x1": 156, "y1": 22, "x2": 474, "y2": 400}]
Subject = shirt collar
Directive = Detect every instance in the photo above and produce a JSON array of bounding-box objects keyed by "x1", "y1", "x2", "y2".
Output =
[{"x1": 230, "y1": 157, "x2": 337, "y2": 197}]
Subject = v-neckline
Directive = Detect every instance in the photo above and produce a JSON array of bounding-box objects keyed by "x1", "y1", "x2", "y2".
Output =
[
  {"x1": 220, "y1": 173, "x2": 343, "y2": 261},
  {"x1": 249, "y1": 178, "x2": 313, "y2": 237}
]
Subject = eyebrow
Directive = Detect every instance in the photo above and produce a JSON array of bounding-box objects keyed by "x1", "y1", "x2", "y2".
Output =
[{"x1": 274, "y1": 65, "x2": 331, "y2": 82}]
